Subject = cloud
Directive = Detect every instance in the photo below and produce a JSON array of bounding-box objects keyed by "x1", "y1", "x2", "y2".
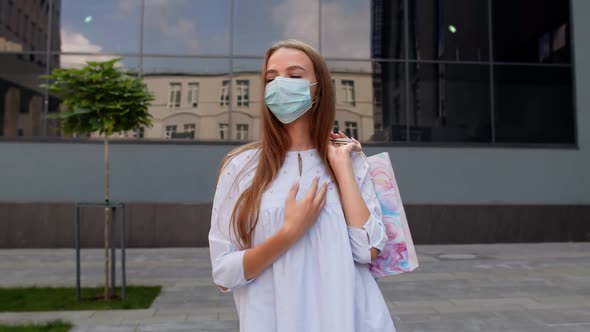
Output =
[
  {"x1": 272, "y1": 0, "x2": 319, "y2": 47},
  {"x1": 117, "y1": 0, "x2": 141, "y2": 13},
  {"x1": 59, "y1": 26, "x2": 120, "y2": 68},
  {"x1": 321, "y1": 2, "x2": 371, "y2": 58},
  {"x1": 117, "y1": 0, "x2": 138, "y2": 12},
  {"x1": 138, "y1": 0, "x2": 201, "y2": 53},
  {"x1": 272, "y1": 0, "x2": 371, "y2": 59},
  {"x1": 156, "y1": 18, "x2": 200, "y2": 52},
  {"x1": 61, "y1": 26, "x2": 102, "y2": 53}
]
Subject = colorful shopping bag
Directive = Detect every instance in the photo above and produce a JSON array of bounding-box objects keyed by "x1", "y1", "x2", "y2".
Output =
[{"x1": 365, "y1": 152, "x2": 419, "y2": 278}]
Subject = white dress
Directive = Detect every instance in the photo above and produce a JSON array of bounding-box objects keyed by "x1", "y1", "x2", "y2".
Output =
[{"x1": 209, "y1": 148, "x2": 396, "y2": 332}]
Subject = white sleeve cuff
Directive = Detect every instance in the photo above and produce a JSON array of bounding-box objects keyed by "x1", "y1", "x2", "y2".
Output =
[
  {"x1": 362, "y1": 214, "x2": 388, "y2": 253},
  {"x1": 212, "y1": 249, "x2": 254, "y2": 292},
  {"x1": 347, "y1": 214, "x2": 388, "y2": 264}
]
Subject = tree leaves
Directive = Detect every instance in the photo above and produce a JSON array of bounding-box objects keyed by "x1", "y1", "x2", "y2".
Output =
[{"x1": 43, "y1": 58, "x2": 155, "y2": 137}]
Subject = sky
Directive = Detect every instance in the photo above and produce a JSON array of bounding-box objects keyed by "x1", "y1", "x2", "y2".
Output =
[{"x1": 58, "y1": 0, "x2": 372, "y2": 71}]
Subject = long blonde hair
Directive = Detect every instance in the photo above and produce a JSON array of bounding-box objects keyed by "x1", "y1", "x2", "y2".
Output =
[{"x1": 218, "y1": 39, "x2": 335, "y2": 249}]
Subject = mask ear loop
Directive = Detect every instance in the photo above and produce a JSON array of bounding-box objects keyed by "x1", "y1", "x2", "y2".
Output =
[{"x1": 310, "y1": 81, "x2": 320, "y2": 110}]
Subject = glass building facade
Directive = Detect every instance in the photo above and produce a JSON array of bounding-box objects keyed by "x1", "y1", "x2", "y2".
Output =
[{"x1": 0, "y1": 0, "x2": 575, "y2": 145}]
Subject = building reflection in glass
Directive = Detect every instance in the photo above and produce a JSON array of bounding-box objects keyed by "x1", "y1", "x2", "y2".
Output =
[
  {"x1": 0, "y1": 0, "x2": 60, "y2": 137},
  {"x1": 0, "y1": 0, "x2": 574, "y2": 145}
]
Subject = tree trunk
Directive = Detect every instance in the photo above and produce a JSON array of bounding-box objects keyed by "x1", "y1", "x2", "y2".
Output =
[{"x1": 104, "y1": 133, "x2": 110, "y2": 302}]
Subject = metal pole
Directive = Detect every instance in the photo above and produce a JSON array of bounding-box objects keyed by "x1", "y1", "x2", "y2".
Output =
[
  {"x1": 318, "y1": 0, "x2": 322, "y2": 53},
  {"x1": 487, "y1": 0, "x2": 496, "y2": 143},
  {"x1": 139, "y1": 0, "x2": 145, "y2": 77},
  {"x1": 110, "y1": 206, "x2": 116, "y2": 298},
  {"x1": 227, "y1": 0, "x2": 235, "y2": 141},
  {"x1": 43, "y1": 0, "x2": 54, "y2": 137},
  {"x1": 121, "y1": 204, "x2": 127, "y2": 300},
  {"x1": 403, "y1": 0, "x2": 411, "y2": 141},
  {"x1": 75, "y1": 205, "x2": 81, "y2": 301}
]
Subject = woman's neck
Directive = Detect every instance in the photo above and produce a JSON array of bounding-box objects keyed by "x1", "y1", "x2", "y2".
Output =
[{"x1": 285, "y1": 114, "x2": 315, "y2": 151}]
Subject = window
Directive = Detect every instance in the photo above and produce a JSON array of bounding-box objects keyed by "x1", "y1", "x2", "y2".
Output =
[
  {"x1": 168, "y1": 83, "x2": 181, "y2": 108},
  {"x1": 31, "y1": 21, "x2": 36, "y2": 46},
  {"x1": 6, "y1": 1, "x2": 13, "y2": 31},
  {"x1": 333, "y1": 120, "x2": 339, "y2": 132},
  {"x1": 331, "y1": 79, "x2": 337, "y2": 99},
  {"x1": 493, "y1": 1, "x2": 570, "y2": 64},
  {"x1": 374, "y1": 81, "x2": 382, "y2": 106},
  {"x1": 220, "y1": 80, "x2": 230, "y2": 106},
  {"x1": 219, "y1": 123, "x2": 229, "y2": 140},
  {"x1": 184, "y1": 123, "x2": 196, "y2": 138},
  {"x1": 187, "y1": 82, "x2": 199, "y2": 108},
  {"x1": 341, "y1": 80, "x2": 355, "y2": 106},
  {"x1": 37, "y1": 27, "x2": 43, "y2": 51},
  {"x1": 16, "y1": 9, "x2": 21, "y2": 36},
  {"x1": 236, "y1": 80, "x2": 249, "y2": 107},
  {"x1": 29, "y1": 22, "x2": 37, "y2": 45},
  {"x1": 344, "y1": 122, "x2": 358, "y2": 139},
  {"x1": 407, "y1": 0, "x2": 488, "y2": 62},
  {"x1": 133, "y1": 127, "x2": 144, "y2": 138},
  {"x1": 165, "y1": 125, "x2": 177, "y2": 139},
  {"x1": 236, "y1": 124, "x2": 249, "y2": 140}
]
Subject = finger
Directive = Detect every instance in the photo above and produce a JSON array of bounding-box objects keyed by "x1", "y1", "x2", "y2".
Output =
[
  {"x1": 317, "y1": 186, "x2": 328, "y2": 210},
  {"x1": 352, "y1": 137, "x2": 362, "y2": 151},
  {"x1": 313, "y1": 182, "x2": 328, "y2": 206},
  {"x1": 305, "y1": 176, "x2": 320, "y2": 201},
  {"x1": 347, "y1": 141, "x2": 362, "y2": 152},
  {"x1": 287, "y1": 181, "x2": 300, "y2": 202},
  {"x1": 338, "y1": 130, "x2": 348, "y2": 139},
  {"x1": 344, "y1": 142, "x2": 358, "y2": 153},
  {"x1": 319, "y1": 191, "x2": 327, "y2": 208}
]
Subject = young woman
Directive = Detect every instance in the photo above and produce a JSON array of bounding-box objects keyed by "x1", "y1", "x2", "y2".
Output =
[{"x1": 209, "y1": 39, "x2": 396, "y2": 332}]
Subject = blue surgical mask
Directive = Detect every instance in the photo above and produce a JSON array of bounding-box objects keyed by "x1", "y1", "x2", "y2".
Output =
[{"x1": 265, "y1": 76, "x2": 318, "y2": 124}]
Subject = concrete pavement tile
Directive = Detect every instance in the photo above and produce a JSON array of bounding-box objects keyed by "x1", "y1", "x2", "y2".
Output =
[
  {"x1": 433, "y1": 303, "x2": 526, "y2": 314},
  {"x1": 2, "y1": 244, "x2": 590, "y2": 331},
  {"x1": 388, "y1": 305, "x2": 438, "y2": 315},
  {"x1": 217, "y1": 312, "x2": 238, "y2": 321},
  {"x1": 68, "y1": 327, "x2": 89, "y2": 332},
  {"x1": 378, "y1": 272, "x2": 455, "y2": 283},
  {"x1": 83, "y1": 324, "x2": 138, "y2": 332},
  {"x1": 185, "y1": 312, "x2": 219, "y2": 321},
  {"x1": 523, "y1": 308, "x2": 590, "y2": 326},
  {"x1": 89, "y1": 309, "x2": 155, "y2": 320},
  {"x1": 127, "y1": 314, "x2": 187, "y2": 324},
  {"x1": 74, "y1": 317, "x2": 124, "y2": 327},
  {"x1": 524, "y1": 295, "x2": 590, "y2": 309},
  {"x1": 391, "y1": 299, "x2": 455, "y2": 309},
  {"x1": 137, "y1": 320, "x2": 238, "y2": 331},
  {"x1": 449, "y1": 297, "x2": 538, "y2": 307},
  {"x1": 0, "y1": 311, "x2": 95, "y2": 324}
]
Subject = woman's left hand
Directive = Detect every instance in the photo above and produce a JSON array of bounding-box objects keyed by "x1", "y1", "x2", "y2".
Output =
[{"x1": 327, "y1": 131, "x2": 362, "y2": 177}]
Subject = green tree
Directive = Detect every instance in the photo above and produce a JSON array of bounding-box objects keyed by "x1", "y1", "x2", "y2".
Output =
[{"x1": 42, "y1": 58, "x2": 154, "y2": 301}]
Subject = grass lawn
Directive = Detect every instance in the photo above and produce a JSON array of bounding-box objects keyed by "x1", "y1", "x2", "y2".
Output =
[
  {"x1": 0, "y1": 286, "x2": 161, "y2": 312},
  {"x1": 0, "y1": 320, "x2": 72, "y2": 332}
]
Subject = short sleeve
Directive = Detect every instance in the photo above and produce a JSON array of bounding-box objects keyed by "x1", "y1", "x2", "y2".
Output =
[
  {"x1": 347, "y1": 152, "x2": 388, "y2": 264},
  {"x1": 208, "y1": 157, "x2": 254, "y2": 292}
]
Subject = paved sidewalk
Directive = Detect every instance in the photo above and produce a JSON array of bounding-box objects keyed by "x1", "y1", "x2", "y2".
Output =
[{"x1": 0, "y1": 243, "x2": 589, "y2": 331}]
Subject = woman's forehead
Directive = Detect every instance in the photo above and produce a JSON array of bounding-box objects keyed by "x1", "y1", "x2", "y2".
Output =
[{"x1": 267, "y1": 48, "x2": 313, "y2": 71}]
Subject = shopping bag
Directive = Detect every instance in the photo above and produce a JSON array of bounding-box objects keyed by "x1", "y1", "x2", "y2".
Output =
[{"x1": 365, "y1": 152, "x2": 419, "y2": 278}]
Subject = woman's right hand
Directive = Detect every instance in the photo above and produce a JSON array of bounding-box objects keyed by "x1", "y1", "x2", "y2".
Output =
[{"x1": 281, "y1": 177, "x2": 328, "y2": 243}]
